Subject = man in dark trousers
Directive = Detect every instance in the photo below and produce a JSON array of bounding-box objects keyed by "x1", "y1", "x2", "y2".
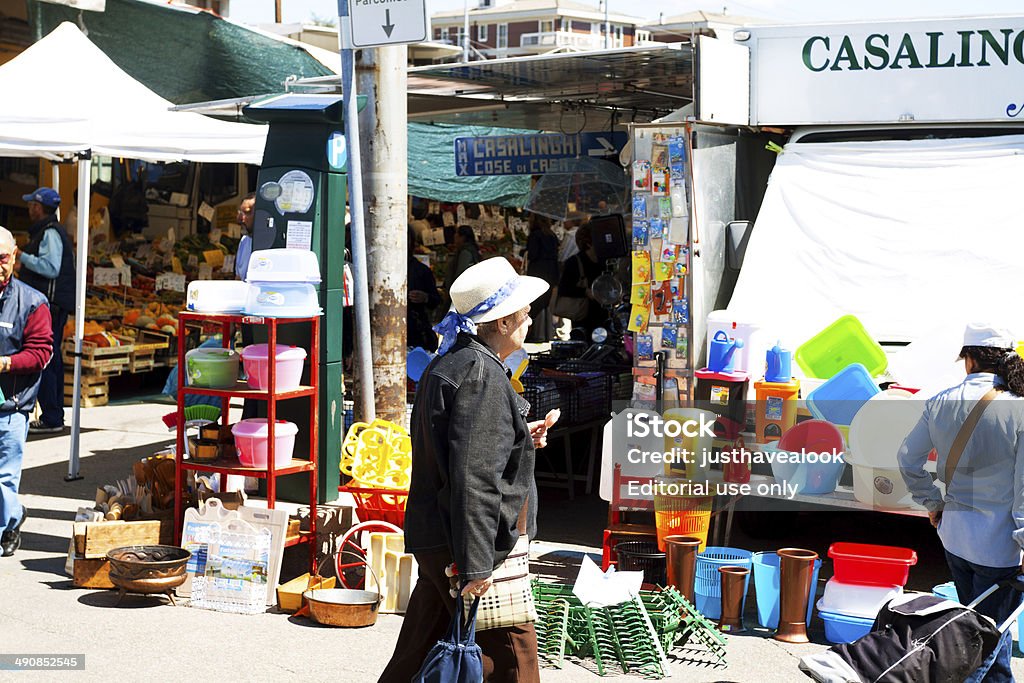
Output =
[
  {"x1": 0, "y1": 226, "x2": 54, "y2": 556},
  {"x1": 18, "y1": 188, "x2": 75, "y2": 434}
]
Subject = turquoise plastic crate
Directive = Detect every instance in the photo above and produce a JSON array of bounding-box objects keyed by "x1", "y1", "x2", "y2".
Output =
[{"x1": 795, "y1": 315, "x2": 887, "y2": 380}]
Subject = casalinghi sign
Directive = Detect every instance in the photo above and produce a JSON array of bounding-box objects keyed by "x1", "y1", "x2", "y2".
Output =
[{"x1": 802, "y1": 28, "x2": 1024, "y2": 72}]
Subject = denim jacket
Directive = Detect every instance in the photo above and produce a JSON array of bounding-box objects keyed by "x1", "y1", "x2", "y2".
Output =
[{"x1": 404, "y1": 333, "x2": 537, "y2": 580}]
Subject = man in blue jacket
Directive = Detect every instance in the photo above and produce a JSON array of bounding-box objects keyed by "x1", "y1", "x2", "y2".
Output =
[{"x1": 18, "y1": 188, "x2": 75, "y2": 434}]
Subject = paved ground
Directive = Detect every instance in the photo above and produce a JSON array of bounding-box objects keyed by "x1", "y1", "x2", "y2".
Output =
[{"x1": 2, "y1": 398, "x2": 1023, "y2": 681}]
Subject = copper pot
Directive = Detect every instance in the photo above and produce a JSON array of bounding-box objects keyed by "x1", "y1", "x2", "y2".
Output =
[
  {"x1": 303, "y1": 588, "x2": 381, "y2": 627},
  {"x1": 665, "y1": 535, "x2": 702, "y2": 604},
  {"x1": 775, "y1": 547, "x2": 818, "y2": 643},
  {"x1": 718, "y1": 565, "x2": 749, "y2": 632},
  {"x1": 106, "y1": 545, "x2": 191, "y2": 606}
]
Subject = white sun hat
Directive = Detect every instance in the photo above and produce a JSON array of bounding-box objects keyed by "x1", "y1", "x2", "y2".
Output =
[
  {"x1": 963, "y1": 323, "x2": 1016, "y2": 350},
  {"x1": 434, "y1": 257, "x2": 549, "y2": 354}
]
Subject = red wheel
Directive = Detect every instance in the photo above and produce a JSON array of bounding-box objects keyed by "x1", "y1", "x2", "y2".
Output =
[{"x1": 334, "y1": 520, "x2": 402, "y2": 589}]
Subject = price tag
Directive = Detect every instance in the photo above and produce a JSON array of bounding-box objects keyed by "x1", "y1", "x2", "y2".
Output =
[
  {"x1": 172, "y1": 257, "x2": 183, "y2": 274},
  {"x1": 187, "y1": 254, "x2": 199, "y2": 267},
  {"x1": 197, "y1": 263, "x2": 213, "y2": 280},
  {"x1": 93, "y1": 267, "x2": 122, "y2": 286},
  {"x1": 110, "y1": 253, "x2": 125, "y2": 269},
  {"x1": 156, "y1": 272, "x2": 187, "y2": 292},
  {"x1": 119, "y1": 265, "x2": 132, "y2": 286},
  {"x1": 210, "y1": 228, "x2": 222, "y2": 244},
  {"x1": 198, "y1": 202, "x2": 215, "y2": 223},
  {"x1": 203, "y1": 249, "x2": 225, "y2": 268},
  {"x1": 223, "y1": 254, "x2": 235, "y2": 274}
]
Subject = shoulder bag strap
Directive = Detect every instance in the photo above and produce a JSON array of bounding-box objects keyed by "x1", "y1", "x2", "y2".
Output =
[{"x1": 944, "y1": 387, "x2": 1001, "y2": 486}]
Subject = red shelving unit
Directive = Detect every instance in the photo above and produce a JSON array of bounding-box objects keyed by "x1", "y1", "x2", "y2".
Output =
[{"x1": 173, "y1": 312, "x2": 319, "y2": 568}]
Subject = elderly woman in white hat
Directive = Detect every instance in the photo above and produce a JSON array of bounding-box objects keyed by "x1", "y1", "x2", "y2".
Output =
[
  {"x1": 899, "y1": 323, "x2": 1024, "y2": 683},
  {"x1": 380, "y1": 257, "x2": 557, "y2": 683}
]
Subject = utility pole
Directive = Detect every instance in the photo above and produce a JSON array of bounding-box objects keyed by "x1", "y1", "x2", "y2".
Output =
[
  {"x1": 275, "y1": 0, "x2": 282, "y2": 23},
  {"x1": 463, "y1": 0, "x2": 470, "y2": 62},
  {"x1": 357, "y1": 45, "x2": 409, "y2": 425}
]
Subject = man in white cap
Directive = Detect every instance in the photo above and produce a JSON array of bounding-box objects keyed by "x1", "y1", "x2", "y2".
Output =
[
  {"x1": 380, "y1": 257, "x2": 557, "y2": 683},
  {"x1": 899, "y1": 323, "x2": 1024, "y2": 683}
]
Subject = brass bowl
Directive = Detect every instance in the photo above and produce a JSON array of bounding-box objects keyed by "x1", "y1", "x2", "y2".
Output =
[{"x1": 106, "y1": 545, "x2": 191, "y2": 604}]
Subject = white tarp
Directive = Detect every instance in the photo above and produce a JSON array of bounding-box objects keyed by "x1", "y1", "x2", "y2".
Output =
[
  {"x1": 0, "y1": 21, "x2": 267, "y2": 162},
  {"x1": 726, "y1": 133, "x2": 1024, "y2": 382}
]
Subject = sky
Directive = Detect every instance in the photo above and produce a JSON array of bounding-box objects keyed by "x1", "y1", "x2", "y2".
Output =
[{"x1": 229, "y1": 0, "x2": 1024, "y2": 27}]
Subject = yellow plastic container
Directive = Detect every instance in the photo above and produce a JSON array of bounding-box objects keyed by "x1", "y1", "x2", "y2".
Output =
[{"x1": 753, "y1": 378, "x2": 800, "y2": 443}]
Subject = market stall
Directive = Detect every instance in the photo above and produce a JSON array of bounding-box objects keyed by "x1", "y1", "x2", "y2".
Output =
[{"x1": 0, "y1": 21, "x2": 268, "y2": 479}]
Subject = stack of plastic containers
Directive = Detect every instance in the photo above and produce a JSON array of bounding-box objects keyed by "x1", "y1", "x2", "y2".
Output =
[
  {"x1": 243, "y1": 248, "x2": 322, "y2": 318},
  {"x1": 817, "y1": 542, "x2": 918, "y2": 644}
]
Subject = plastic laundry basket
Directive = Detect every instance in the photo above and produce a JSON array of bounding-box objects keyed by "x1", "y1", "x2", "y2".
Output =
[
  {"x1": 752, "y1": 551, "x2": 821, "y2": 629},
  {"x1": 653, "y1": 487, "x2": 714, "y2": 552},
  {"x1": 614, "y1": 541, "x2": 667, "y2": 586},
  {"x1": 694, "y1": 547, "x2": 753, "y2": 620}
]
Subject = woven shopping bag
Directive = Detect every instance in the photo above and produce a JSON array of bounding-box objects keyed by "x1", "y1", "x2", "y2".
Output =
[{"x1": 414, "y1": 596, "x2": 484, "y2": 683}]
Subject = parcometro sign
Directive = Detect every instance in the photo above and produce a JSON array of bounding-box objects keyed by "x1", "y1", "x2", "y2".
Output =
[{"x1": 742, "y1": 17, "x2": 1024, "y2": 125}]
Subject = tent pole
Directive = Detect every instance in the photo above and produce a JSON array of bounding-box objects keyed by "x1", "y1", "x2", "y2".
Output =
[
  {"x1": 66, "y1": 153, "x2": 90, "y2": 482},
  {"x1": 51, "y1": 163, "x2": 60, "y2": 222}
]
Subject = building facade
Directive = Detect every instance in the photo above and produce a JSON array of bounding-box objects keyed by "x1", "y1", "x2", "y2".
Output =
[{"x1": 431, "y1": 0, "x2": 651, "y2": 60}]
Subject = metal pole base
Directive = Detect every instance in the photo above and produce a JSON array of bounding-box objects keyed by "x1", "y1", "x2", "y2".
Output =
[{"x1": 64, "y1": 473, "x2": 84, "y2": 482}]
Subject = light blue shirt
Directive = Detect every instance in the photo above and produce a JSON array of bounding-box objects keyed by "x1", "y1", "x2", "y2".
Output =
[
  {"x1": 898, "y1": 372, "x2": 1024, "y2": 567},
  {"x1": 20, "y1": 229, "x2": 62, "y2": 279},
  {"x1": 236, "y1": 234, "x2": 251, "y2": 281}
]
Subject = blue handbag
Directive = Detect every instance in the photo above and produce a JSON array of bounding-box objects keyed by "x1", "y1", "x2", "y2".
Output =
[{"x1": 413, "y1": 596, "x2": 484, "y2": 683}]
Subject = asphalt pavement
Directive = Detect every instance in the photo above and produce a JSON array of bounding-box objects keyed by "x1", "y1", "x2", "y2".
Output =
[{"x1": 2, "y1": 397, "x2": 1023, "y2": 682}]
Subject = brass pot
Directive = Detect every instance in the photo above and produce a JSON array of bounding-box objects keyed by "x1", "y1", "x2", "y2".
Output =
[
  {"x1": 718, "y1": 565, "x2": 749, "y2": 633},
  {"x1": 664, "y1": 535, "x2": 702, "y2": 604},
  {"x1": 303, "y1": 588, "x2": 381, "y2": 627},
  {"x1": 106, "y1": 545, "x2": 191, "y2": 602},
  {"x1": 775, "y1": 547, "x2": 819, "y2": 643}
]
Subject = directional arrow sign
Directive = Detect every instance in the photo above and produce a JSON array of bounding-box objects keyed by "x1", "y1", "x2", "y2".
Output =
[{"x1": 345, "y1": 0, "x2": 427, "y2": 48}]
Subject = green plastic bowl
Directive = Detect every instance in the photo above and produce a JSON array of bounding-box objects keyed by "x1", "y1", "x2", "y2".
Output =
[{"x1": 185, "y1": 348, "x2": 239, "y2": 388}]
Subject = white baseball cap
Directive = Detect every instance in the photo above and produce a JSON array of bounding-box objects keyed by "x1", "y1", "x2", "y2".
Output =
[{"x1": 963, "y1": 323, "x2": 1016, "y2": 350}]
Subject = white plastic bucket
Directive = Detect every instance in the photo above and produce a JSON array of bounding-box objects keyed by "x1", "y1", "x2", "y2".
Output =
[{"x1": 246, "y1": 248, "x2": 321, "y2": 284}]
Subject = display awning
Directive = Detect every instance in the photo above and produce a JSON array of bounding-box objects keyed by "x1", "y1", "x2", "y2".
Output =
[
  {"x1": 406, "y1": 43, "x2": 695, "y2": 130},
  {"x1": 26, "y1": 0, "x2": 335, "y2": 104}
]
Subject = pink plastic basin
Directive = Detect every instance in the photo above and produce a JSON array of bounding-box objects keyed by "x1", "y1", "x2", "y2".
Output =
[
  {"x1": 232, "y1": 419, "x2": 298, "y2": 469},
  {"x1": 240, "y1": 343, "x2": 307, "y2": 391}
]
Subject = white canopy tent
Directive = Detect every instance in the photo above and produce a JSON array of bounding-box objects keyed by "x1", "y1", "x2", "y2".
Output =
[
  {"x1": 726, "y1": 133, "x2": 1024, "y2": 394},
  {"x1": 0, "y1": 22, "x2": 268, "y2": 478}
]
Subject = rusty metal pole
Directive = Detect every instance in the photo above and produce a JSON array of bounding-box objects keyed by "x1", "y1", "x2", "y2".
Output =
[{"x1": 357, "y1": 45, "x2": 409, "y2": 425}]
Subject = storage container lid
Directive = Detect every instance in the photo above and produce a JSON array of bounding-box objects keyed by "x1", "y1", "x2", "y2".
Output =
[
  {"x1": 245, "y1": 248, "x2": 322, "y2": 284},
  {"x1": 240, "y1": 343, "x2": 308, "y2": 361},
  {"x1": 186, "y1": 347, "x2": 239, "y2": 361},
  {"x1": 231, "y1": 418, "x2": 298, "y2": 438},
  {"x1": 818, "y1": 578, "x2": 902, "y2": 619}
]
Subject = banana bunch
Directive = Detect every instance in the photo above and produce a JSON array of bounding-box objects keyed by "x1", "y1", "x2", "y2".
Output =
[{"x1": 340, "y1": 418, "x2": 412, "y2": 490}]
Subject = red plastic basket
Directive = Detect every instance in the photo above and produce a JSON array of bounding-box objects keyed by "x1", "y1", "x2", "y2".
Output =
[
  {"x1": 339, "y1": 484, "x2": 408, "y2": 527},
  {"x1": 828, "y1": 542, "x2": 917, "y2": 587}
]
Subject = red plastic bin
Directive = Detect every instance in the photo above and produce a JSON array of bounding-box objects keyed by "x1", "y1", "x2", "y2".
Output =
[
  {"x1": 828, "y1": 542, "x2": 917, "y2": 587},
  {"x1": 339, "y1": 484, "x2": 408, "y2": 527}
]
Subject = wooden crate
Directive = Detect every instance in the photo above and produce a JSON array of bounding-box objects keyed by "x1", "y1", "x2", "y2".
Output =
[
  {"x1": 62, "y1": 336, "x2": 132, "y2": 373},
  {"x1": 63, "y1": 372, "x2": 109, "y2": 407},
  {"x1": 128, "y1": 347, "x2": 156, "y2": 373},
  {"x1": 72, "y1": 556, "x2": 114, "y2": 589},
  {"x1": 72, "y1": 519, "x2": 168, "y2": 559}
]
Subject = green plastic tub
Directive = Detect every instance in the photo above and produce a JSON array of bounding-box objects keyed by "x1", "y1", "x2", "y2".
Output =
[
  {"x1": 794, "y1": 315, "x2": 887, "y2": 380},
  {"x1": 186, "y1": 348, "x2": 240, "y2": 388}
]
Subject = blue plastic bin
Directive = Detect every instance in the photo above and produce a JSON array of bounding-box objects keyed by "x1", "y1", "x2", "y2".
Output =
[
  {"x1": 694, "y1": 547, "x2": 753, "y2": 620},
  {"x1": 752, "y1": 551, "x2": 822, "y2": 629},
  {"x1": 819, "y1": 610, "x2": 875, "y2": 644},
  {"x1": 805, "y1": 363, "x2": 880, "y2": 426}
]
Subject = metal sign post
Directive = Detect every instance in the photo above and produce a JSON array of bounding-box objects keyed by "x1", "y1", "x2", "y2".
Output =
[{"x1": 337, "y1": 0, "x2": 375, "y2": 422}]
